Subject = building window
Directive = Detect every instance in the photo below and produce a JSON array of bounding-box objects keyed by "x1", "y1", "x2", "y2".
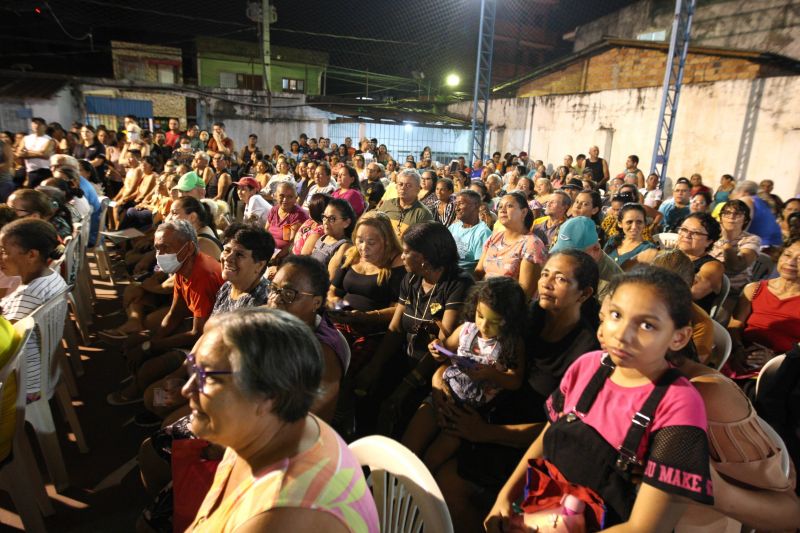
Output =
[
  {"x1": 119, "y1": 58, "x2": 146, "y2": 81},
  {"x1": 636, "y1": 29, "x2": 667, "y2": 42},
  {"x1": 282, "y1": 78, "x2": 305, "y2": 93},
  {"x1": 157, "y1": 64, "x2": 175, "y2": 84},
  {"x1": 220, "y1": 72, "x2": 238, "y2": 88}
]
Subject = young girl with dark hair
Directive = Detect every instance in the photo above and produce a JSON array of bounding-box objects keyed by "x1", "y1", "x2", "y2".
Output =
[
  {"x1": 486, "y1": 266, "x2": 714, "y2": 532},
  {"x1": 404, "y1": 277, "x2": 527, "y2": 472}
]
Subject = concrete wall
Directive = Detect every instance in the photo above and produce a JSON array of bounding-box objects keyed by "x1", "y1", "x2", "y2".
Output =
[
  {"x1": 574, "y1": 0, "x2": 800, "y2": 60},
  {"x1": 196, "y1": 90, "x2": 332, "y2": 150},
  {"x1": 448, "y1": 76, "x2": 800, "y2": 200},
  {"x1": 0, "y1": 85, "x2": 79, "y2": 132}
]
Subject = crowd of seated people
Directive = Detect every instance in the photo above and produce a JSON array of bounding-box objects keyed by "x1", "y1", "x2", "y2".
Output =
[{"x1": 1, "y1": 117, "x2": 799, "y2": 532}]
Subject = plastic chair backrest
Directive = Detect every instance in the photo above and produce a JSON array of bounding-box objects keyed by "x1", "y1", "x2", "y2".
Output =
[
  {"x1": 755, "y1": 353, "x2": 786, "y2": 399},
  {"x1": 349, "y1": 435, "x2": 454, "y2": 533},
  {"x1": 94, "y1": 196, "x2": 111, "y2": 247},
  {"x1": 62, "y1": 230, "x2": 82, "y2": 285},
  {"x1": 28, "y1": 286, "x2": 70, "y2": 399},
  {"x1": 708, "y1": 274, "x2": 730, "y2": 321},
  {"x1": 7, "y1": 318, "x2": 34, "y2": 439},
  {"x1": 751, "y1": 252, "x2": 775, "y2": 281},
  {"x1": 710, "y1": 320, "x2": 732, "y2": 371},
  {"x1": 756, "y1": 416, "x2": 791, "y2": 478},
  {"x1": 49, "y1": 235, "x2": 70, "y2": 275},
  {"x1": 654, "y1": 232, "x2": 679, "y2": 249},
  {"x1": 336, "y1": 329, "x2": 351, "y2": 376}
]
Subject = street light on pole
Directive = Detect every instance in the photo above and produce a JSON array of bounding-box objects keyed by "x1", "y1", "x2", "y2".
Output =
[{"x1": 445, "y1": 73, "x2": 460, "y2": 87}]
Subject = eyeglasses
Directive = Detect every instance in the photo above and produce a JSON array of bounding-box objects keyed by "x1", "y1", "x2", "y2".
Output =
[
  {"x1": 321, "y1": 215, "x2": 340, "y2": 223},
  {"x1": 266, "y1": 280, "x2": 315, "y2": 304},
  {"x1": 677, "y1": 227, "x2": 709, "y2": 239},
  {"x1": 185, "y1": 353, "x2": 233, "y2": 394},
  {"x1": 721, "y1": 211, "x2": 745, "y2": 219}
]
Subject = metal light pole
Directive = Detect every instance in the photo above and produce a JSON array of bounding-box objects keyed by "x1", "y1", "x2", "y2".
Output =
[{"x1": 467, "y1": 0, "x2": 497, "y2": 166}]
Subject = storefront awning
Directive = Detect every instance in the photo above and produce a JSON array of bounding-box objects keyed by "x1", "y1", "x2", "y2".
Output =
[{"x1": 85, "y1": 95, "x2": 153, "y2": 117}]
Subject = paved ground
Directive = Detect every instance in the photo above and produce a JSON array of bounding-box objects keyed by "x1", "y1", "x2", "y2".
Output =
[{"x1": 0, "y1": 260, "x2": 153, "y2": 532}]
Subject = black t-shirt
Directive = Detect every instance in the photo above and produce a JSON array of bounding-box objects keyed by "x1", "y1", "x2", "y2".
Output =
[
  {"x1": 398, "y1": 271, "x2": 473, "y2": 356},
  {"x1": 361, "y1": 179, "x2": 385, "y2": 208},
  {"x1": 73, "y1": 141, "x2": 105, "y2": 162},
  {"x1": 524, "y1": 302, "x2": 600, "y2": 399},
  {"x1": 332, "y1": 263, "x2": 406, "y2": 311}
]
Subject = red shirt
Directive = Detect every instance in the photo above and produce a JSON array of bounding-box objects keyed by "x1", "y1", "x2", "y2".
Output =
[
  {"x1": 206, "y1": 137, "x2": 234, "y2": 155},
  {"x1": 174, "y1": 252, "x2": 223, "y2": 318},
  {"x1": 165, "y1": 130, "x2": 182, "y2": 148}
]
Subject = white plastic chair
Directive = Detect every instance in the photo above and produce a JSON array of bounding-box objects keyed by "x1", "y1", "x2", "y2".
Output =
[
  {"x1": 349, "y1": 435, "x2": 454, "y2": 533},
  {"x1": 710, "y1": 320, "x2": 732, "y2": 371},
  {"x1": 0, "y1": 317, "x2": 55, "y2": 532},
  {"x1": 708, "y1": 274, "x2": 730, "y2": 322},
  {"x1": 26, "y1": 287, "x2": 89, "y2": 492},
  {"x1": 62, "y1": 227, "x2": 92, "y2": 373},
  {"x1": 653, "y1": 232, "x2": 679, "y2": 249},
  {"x1": 755, "y1": 353, "x2": 786, "y2": 399},
  {"x1": 87, "y1": 197, "x2": 113, "y2": 283}
]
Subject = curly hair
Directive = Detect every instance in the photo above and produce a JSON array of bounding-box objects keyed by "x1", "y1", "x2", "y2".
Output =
[{"x1": 461, "y1": 277, "x2": 527, "y2": 369}]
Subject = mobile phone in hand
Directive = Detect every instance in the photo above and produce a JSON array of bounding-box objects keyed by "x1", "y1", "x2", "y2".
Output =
[{"x1": 432, "y1": 343, "x2": 455, "y2": 356}]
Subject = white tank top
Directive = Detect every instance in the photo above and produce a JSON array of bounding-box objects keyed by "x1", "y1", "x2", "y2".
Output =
[{"x1": 23, "y1": 133, "x2": 53, "y2": 172}]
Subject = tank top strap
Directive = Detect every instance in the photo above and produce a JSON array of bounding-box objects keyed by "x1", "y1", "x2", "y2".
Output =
[{"x1": 751, "y1": 279, "x2": 769, "y2": 300}]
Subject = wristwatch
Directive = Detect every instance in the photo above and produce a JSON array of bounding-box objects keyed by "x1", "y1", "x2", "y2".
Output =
[{"x1": 142, "y1": 340, "x2": 152, "y2": 353}]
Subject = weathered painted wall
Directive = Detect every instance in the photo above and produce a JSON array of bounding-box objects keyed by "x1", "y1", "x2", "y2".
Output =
[
  {"x1": 516, "y1": 46, "x2": 771, "y2": 97},
  {"x1": 198, "y1": 57, "x2": 324, "y2": 95},
  {"x1": 448, "y1": 76, "x2": 800, "y2": 200},
  {"x1": 195, "y1": 90, "x2": 331, "y2": 150},
  {"x1": 574, "y1": 0, "x2": 800, "y2": 60}
]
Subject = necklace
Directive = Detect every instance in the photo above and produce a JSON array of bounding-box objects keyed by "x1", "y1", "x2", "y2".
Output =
[{"x1": 413, "y1": 276, "x2": 438, "y2": 330}]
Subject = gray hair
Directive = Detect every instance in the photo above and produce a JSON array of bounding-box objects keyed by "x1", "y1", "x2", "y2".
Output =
[
  {"x1": 213, "y1": 308, "x2": 322, "y2": 422},
  {"x1": 155, "y1": 218, "x2": 198, "y2": 251},
  {"x1": 49, "y1": 154, "x2": 79, "y2": 171},
  {"x1": 195, "y1": 151, "x2": 210, "y2": 163},
  {"x1": 735, "y1": 180, "x2": 758, "y2": 196},
  {"x1": 485, "y1": 174, "x2": 502, "y2": 186},
  {"x1": 551, "y1": 189, "x2": 573, "y2": 208},
  {"x1": 397, "y1": 168, "x2": 422, "y2": 186}
]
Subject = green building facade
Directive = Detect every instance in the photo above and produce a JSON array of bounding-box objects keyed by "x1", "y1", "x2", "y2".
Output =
[{"x1": 196, "y1": 37, "x2": 328, "y2": 95}]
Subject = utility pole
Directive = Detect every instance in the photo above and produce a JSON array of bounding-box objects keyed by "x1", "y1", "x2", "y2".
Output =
[
  {"x1": 261, "y1": 0, "x2": 272, "y2": 112},
  {"x1": 467, "y1": 0, "x2": 497, "y2": 167}
]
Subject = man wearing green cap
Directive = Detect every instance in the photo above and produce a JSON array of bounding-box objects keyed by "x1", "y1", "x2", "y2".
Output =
[
  {"x1": 550, "y1": 216, "x2": 622, "y2": 300},
  {"x1": 172, "y1": 171, "x2": 206, "y2": 199}
]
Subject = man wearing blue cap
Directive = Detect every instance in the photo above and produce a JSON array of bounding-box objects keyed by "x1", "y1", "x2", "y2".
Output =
[{"x1": 550, "y1": 216, "x2": 622, "y2": 300}]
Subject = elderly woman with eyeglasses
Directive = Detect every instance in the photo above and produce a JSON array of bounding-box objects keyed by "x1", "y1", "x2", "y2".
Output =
[
  {"x1": 179, "y1": 308, "x2": 379, "y2": 532},
  {"x1": 711, "y1": 199, "x2": 762, "y2": 299}
]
